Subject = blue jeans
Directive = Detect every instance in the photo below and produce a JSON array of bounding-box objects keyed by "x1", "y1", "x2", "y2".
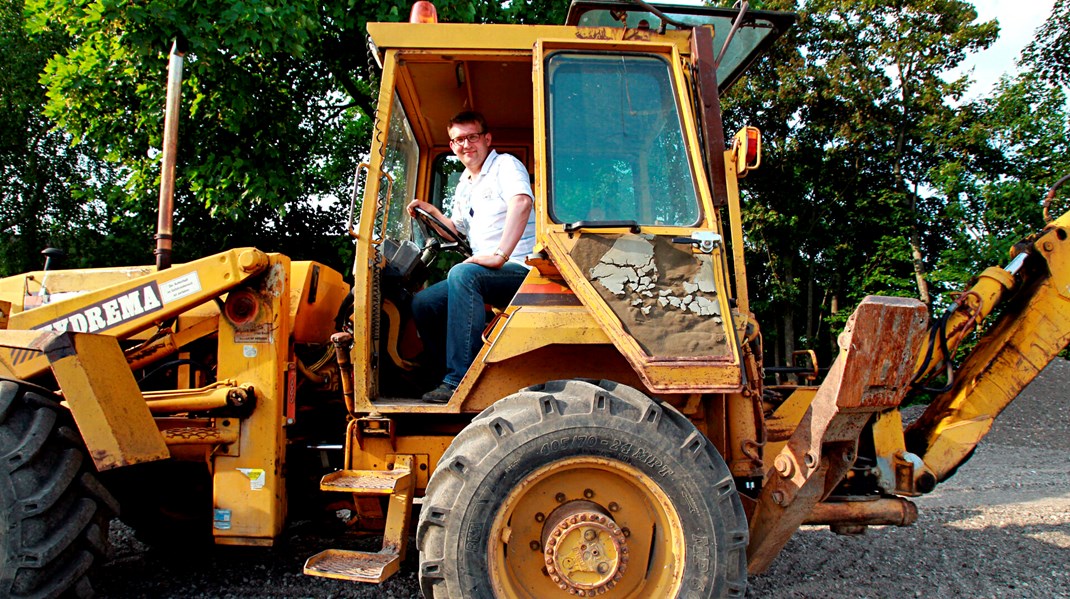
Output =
[{"x1": 412, "y1": 262, "x2": 529, "y2": 387}]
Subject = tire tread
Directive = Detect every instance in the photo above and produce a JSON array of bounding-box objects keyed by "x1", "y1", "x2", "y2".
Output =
[{"x1": 0, "y1": 378, "x2": 115, "y2": 599}]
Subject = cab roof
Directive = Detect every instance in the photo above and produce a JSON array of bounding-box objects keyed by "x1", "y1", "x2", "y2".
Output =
[{"x1": 565, "y1": 1, "x2": 796, "y2": 91}]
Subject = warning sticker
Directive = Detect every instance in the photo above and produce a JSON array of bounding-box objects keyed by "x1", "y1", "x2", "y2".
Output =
[
  {"x1": 159, "y1": 271, "x2": 202, "y2": 304},
  {"x1": 213, "y1": 508, "x2": 232, "y2": 530},
  {"x1": 234, "y1": 323, "x2": 273, "y2": 344},
  {"x1": 237, "y1": 468, "x2": 266, "y2": 490}
]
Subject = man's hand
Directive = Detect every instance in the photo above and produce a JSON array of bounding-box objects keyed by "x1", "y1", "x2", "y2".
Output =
[
  {"x1": 464, "y1": 253, "x2": 509, "y2": 269},
  {"x1": 407, "y1": 199, "x2": 438, "y2": 219}
]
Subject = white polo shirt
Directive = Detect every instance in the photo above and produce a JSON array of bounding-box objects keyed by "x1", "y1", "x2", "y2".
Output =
[{"x1": 449, "y1": 150, "x2": 536, "y2": 266}]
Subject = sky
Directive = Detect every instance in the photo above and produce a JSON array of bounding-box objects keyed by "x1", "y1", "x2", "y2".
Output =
[{"x1": 956, "y1": 0, "x2": 1056, "y2": 99}]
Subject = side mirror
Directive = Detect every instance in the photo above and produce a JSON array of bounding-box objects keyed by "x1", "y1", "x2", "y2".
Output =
[{"x1": 732, "y1": 126, "x2": 761, "y2": 177}]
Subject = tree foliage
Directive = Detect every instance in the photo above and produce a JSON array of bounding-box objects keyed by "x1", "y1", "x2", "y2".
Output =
[
  {"x1": 13, "y1": 0, "x2": 569, "y2": 275},
  {"x1": 4, "y1": 0, "x2": 1066, "y2": 366},
  {"x1": 1, "y1": 0, "x2": 140, "y2": 275},
  {"x1": 722, "y1": 0, "x2": 1055, "y2": 365},
  {"x1": 1023, "y1": 0, "x2": 1070, "y2": 86}
]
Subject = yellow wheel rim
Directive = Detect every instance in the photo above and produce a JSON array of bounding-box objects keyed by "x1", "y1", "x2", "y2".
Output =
[{"x1": 488, "y1": 456, "x2": 686, "y2": 598}]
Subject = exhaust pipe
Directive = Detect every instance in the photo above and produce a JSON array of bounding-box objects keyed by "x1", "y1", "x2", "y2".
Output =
[{"x1": 155, "y1": 37, "x2": 187, "y2": 271}]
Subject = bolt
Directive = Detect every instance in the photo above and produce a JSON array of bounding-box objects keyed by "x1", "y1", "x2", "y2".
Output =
[
  {"x1": 530, "y1": 541, "x2": 541, "y2": 551},
  {"x1": 621, "y1": 527, "x2": 631, "y2": 537},
  {"x1": 583, "y1": 488, "x2": 595, "y2": 499},
  {"x1": 804, "y1": 452, "x2": 818, "y2": 468},
  {"x1": 1044, "y1": 240, "x2": 1055, "y2": 252},
  {"x1": 535, "y1": 512, "x2": 545, "y2": 522},
  {"x1": 584, "y1": 529, "x2": 597, "y2": 541},
  {"x1": 597, "y1": 562, "x2": 609, "y2": 574},
  {"x1": 774, "y1": 454, "x2": 794, "y2": 478},
  {"x1": 772, "y1": 490, "x2": 785, "y2": 505},
  {"x1": 555, "y1": 493, "x2": 567, "y2": 503},
  {"x1": 608, "y1": 502, "x2": 620, "y2": 512}
]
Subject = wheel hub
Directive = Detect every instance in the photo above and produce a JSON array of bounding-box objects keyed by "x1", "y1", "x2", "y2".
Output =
[{"x1": 542, "y1": 501, "x2": 628, "y2": 595}]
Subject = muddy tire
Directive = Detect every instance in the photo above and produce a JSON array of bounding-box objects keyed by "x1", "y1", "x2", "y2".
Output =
[
  {"x1": 417, "y1": 379, "x2": 748, "y2": 598},
  {"x1": 0, "y1": 378, "x2": 118, "y2": 598}
]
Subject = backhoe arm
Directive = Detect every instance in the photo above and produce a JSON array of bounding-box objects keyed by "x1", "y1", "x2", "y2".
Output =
[
  {"x1": 0, "y1": 248, "x2": 270, "y2": 380},
  {"x1": 905, "y1": 209, "x2": 1070, "y2": 481}
]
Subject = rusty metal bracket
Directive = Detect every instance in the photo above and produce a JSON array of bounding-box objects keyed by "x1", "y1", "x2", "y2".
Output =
[{"x1": 746, "y1": 296, "x2": 928, "y2": 573}]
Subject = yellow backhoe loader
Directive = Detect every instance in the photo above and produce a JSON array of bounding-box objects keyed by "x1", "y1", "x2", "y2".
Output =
[{"x1": 1, "y1": 1, "x2": 1067, "y2": 597}]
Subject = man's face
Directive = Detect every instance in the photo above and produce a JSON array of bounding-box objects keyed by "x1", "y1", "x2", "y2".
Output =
[{"x1": 448, "y1": 121, "x2": 491, "y2": 172}]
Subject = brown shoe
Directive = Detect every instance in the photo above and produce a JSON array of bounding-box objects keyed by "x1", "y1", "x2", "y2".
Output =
[{"x1": 422, "y1": 383, "x2": 456, "y2": 403}]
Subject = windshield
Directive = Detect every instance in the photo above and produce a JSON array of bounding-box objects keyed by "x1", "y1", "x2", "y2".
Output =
[{"x1": 545, "y1": 52, "x2": 700, "y2": 228}]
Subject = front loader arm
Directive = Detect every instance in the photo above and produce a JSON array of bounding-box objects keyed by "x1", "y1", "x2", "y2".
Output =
[
  {"x1": 905, "y1": 210, "x2": 1070, "y2": 481},
  {"x1": 0, "y1": 247, "x2": 270, "y2": 380}
]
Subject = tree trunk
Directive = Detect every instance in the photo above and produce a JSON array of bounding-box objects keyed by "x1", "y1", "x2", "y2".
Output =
[
  {"x1": 783, "y1": 311, "x2": 795, "y2": 383},
  {"x1": 910, "y1": 232, "x2": 930, "y2": 306},
  {"x1": 909, "y1": 181, "x2": 930, "y2": 306},
  {"x1": 806, "y1": 269, "x2": 814, "y2": 341}
]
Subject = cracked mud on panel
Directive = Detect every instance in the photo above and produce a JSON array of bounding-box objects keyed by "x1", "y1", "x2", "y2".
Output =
[{"x1": 570, "y1": 234, "x2": 731, "y2": 358}]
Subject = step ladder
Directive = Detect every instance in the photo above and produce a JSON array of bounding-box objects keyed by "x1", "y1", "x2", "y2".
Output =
[{"x1": 303, "y1": 454, "x2": 415, "y2": 583}]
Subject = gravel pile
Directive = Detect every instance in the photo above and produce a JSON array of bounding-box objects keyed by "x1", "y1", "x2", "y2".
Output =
[{"x1": 96, "y1": 359, "x2": 1070, "y2": 598}]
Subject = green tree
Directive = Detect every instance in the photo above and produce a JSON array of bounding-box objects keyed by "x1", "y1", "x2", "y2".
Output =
[
  {"x1": 724, "y1": 0, "x2": 998, "y2": 366},
  {"x1": 1022, "y1": 0, "x2": 1070, "y2": 86},
  {"x1": 20, "y1": 0, "x2": 570, "y2": 272},
  {"x1": 0, "y1": 0, "x2": 140, "y2": 276},
  {"x1": 930, "y1": 73, "x2": 1069, "y2": 289}
]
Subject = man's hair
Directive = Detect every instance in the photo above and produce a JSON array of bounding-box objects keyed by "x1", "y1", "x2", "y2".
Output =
[{"x1": 447, "y1": 111, "x2": 487, "y2": 133}]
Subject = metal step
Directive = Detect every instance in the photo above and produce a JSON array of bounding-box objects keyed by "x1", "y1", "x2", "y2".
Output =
[
  {"x1": 319, "y1": 469, "x2": 409, "y2": 494},
  {"x1": 303, "y1": 549, "x2": 401, "y2": 583}
]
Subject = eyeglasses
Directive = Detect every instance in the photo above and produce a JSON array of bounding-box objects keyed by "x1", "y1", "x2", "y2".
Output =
[{"x1": 449, "y1": 132, "x2": 485, "y2": 146}]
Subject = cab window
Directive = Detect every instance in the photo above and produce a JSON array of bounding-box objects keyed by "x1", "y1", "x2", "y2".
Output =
[
  {"x1": 381, "y1": 93, "x2": 420, "y2": 242},
  {"x1": 545, "y1": 52, "x2": 701, "y2": 227}
]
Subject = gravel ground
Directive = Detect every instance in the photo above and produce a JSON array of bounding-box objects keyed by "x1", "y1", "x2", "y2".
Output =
[{"x1": 95, "y1": 359, "x2": 1070, "y2": 598}]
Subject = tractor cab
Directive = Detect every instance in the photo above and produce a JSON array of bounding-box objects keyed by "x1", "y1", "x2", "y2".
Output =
[{"x1": 346, "y1": 1, "x2": 795, "y2": 409}]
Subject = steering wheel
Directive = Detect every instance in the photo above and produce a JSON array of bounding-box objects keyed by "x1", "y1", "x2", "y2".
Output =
[{"x1": 413, "y1": 206, "x2": 472, "y2": 258}]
